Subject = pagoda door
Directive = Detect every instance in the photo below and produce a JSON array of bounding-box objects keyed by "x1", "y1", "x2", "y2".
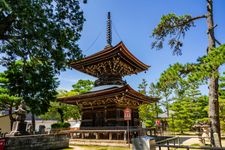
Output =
[{"x1": 94, "y1": 111, "x2": 104, "y2": 127}]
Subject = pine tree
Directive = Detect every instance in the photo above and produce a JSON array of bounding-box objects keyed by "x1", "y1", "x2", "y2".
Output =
[
  {"x1": 151, "y1": 0, "x2": 223, "y2": 146},
  {"x1": 0, "y1": 72, "x2": 20, "y2": 128}
]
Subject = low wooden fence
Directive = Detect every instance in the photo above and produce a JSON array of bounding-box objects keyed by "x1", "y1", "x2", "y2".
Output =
[
  {"x1": 156, "y1": 136, "x2": 224, "y2": 150},
  {"x1": 60, "y1": 127, "x2": 156, "y2": 141}
]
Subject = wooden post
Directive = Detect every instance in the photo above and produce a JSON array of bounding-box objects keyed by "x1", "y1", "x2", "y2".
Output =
[
  {"x1": 127, "y1": 120, "x2": 130, "y2": 148},
  {"x1": 167, "y1": 141, "x2": 169, "y2": 150},
  {"x1": 109, "y1": 132, "x2": 112, "y2": 140},
  {"x1": 124, "y1": 107, "x2": 131, "y2": 148},
  {"x1": 213, "y1": 133, "x2": 221, "y2": 147},
  {"x1": 96, "y1": 133, "x2": 99, "y2": 139}
]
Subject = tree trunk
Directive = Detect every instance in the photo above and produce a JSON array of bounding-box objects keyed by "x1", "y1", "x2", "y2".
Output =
[
  {"x1": 206, "y1": 0, "x2": 221, "y2": 147},
  {"x1": 155, "y1": 102, "x2": 159, "y2": 118},
  {"x1": 166, "y1": 102, "x2": 169, "y2": 118},
  {"x1": 8, "y1": 105, "x2": 15, "y2": 130},
  {"x1": 31, "y1": 113, "x2": 36, "y2": 134}
]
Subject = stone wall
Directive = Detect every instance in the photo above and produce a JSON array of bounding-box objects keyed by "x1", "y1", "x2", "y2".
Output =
[{"x1": 4, "y1": 134, "x2": 69, "y2": 150}]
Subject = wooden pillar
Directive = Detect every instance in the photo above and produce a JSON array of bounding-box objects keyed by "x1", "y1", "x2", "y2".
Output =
[
  {"x1": 96, "y1": 133, "x2": 99, "y2": 139},
  {"x1": 117, "y1": 133, "x2": 120, "y2": 140},
  {"x1": 81, "y1": 133, "x2": 84, "y2": 139},
  {"x1": 104, "y1": 106, "x2": 107, "y2": 126},
  {"x1": 109, "y1": 132, "x2": 112, "y2": 140},
  {"x1": 116, "y1": 108, "x2": 119, "y2": 126},
  {"x1": 124, "y1": 131, "x2": 127, "y2": 141}
]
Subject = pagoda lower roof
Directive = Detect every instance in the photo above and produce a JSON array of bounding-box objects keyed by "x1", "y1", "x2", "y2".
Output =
[
  {"x1": 58, "y1": 84, "x2": 159, "y2": 107},
  {"x1": 70, "y1": 42, "x2": 150, "y2": 77}
]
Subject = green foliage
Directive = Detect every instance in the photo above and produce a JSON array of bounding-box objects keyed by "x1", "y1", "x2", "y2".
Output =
[
  {"x1": 51, "y1": 122, "x2": 71, "y2": 129},
  {"x1": 138, "y1": 79, "x2": 148, "y2": 95},
  {"x1": 0, "y1": 1, "x2": 85, "y2": 71},
  {"x1": 157, "y1": 63, "x2": 209, "y2": 133},
  {"x1": 149, "y1": 82, "x2": 161, "y2": 97},
  {"x1": 0, "y1": 0, "x2": 10, "y2": 11},
  {"x1": 169, "y1": 95, "x2": 208, "y2": 133},
  {"x1": 57, "y1": 90, "x2": 78, "y2": 97},
  {"x1": 157, "y1": 63, "x2": 188, "y2": 91},
  {"x1": 157, "y1": 45, "x2": 225, "y2": 90},
  {"x1": 219, "y1": 73, "x2": 225, "y2": 132},
  {"x1": 152, "y1": 3, "x2": 222, "y2": 145},
  {"x1": 0, "y1": 0, "x2": 87, "y2": 118},
  {"x1": 40, "y1": 80, "x2": 94, "y2": 122},
  {"x1": 152, "y1": 13, "x2": 196, "y2": 55},
  {"x1": 219, "y1": 98, "x2": 225, "y2": 132},
  {"x1": 72, "y1": 79, "x2": 94, "y2": 94},
  {"x1": 4, "y1": 60, "x2": 59, "y2": 115},
  {"x1": 139, "y1": 104, "x2": 161, "y2": 127},
  {"x1": 219, "y1": 72, "x2": 225, "y2": 99},
  {"x1": 138, "y1": 79, "x2": 162, "y2": 127},
  {"x1": 188, "y1": 45, "x2": 225, "y2": 82},
  {"x1": 0, "y1": 72, "x2": 20, "y2": 110},
  {"x1": 51, "y1": 123, "x2": 61, "y2": 129},
  {"x1": 39, "y1": 101, "x2": 80, "y2": 121}
]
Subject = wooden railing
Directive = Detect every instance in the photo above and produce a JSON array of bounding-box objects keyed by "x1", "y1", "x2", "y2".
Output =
[
  {"x1": 156, "y1": 136, "x2": 224, "y2": 150},
  {"x1": 60, "y1": 126, "x2": 156, "y2": 141},
  {"x1": 157, "y1": 145, "x2": 224, "y2": 150}
]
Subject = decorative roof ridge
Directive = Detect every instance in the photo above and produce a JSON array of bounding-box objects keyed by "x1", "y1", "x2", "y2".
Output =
[
  {"x1": 58, "y1": 84, "x2": 129, "y2": 100},
  {"x1": 58, "y1": 84, "x2": 159, "y2": 102},
  {"x1": 70, "y1": 42, "x2": 122, "y2": 65},
  {"x1": 116, "y1": 42, "x2": 150, "y2": 69},
  {"x1": 125, "y1": 84, "x2": 159, "y2": 102},
  {"x1": 70, "y1": 41, "x2": 150, "y2": 70},
  {"x1": 89, "y1": 84, "x2": 123, "y2": 92}
]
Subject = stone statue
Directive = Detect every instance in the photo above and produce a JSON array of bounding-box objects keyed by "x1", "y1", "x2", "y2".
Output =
[
  {"x1": 7, "y1": 100, "x2": 29, "y2": 136},
  {"x1": 15, "y1": 100, "x2": 27, "y2": 122}
]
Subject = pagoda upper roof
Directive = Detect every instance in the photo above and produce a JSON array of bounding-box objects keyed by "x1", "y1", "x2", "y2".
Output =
[
  {"x1": 70, "y1": 42, "x2": 150, "y2": 77},
  {"x1": 58, "y1": 84, "x2": 158, "y2": 107}
]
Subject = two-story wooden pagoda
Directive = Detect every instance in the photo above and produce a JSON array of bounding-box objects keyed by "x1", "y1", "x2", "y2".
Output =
[{"x1": 59, "y1": 12, "x2": 158, "y2": 141}]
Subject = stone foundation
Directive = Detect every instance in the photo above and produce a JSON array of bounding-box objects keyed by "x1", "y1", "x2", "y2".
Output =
[
  {"x1": 70, "y1": 139, "x2": 129, "y2": 147},
  {"x1": 4, "y1": 134, "x2": 69, "y2": 150}
]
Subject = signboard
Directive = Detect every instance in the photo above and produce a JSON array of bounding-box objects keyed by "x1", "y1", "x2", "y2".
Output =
[
  {"x1": 155, "y1": 119, "x2": 161, "y2": 126},
  {"x1": 124, "y1": 107, "x2": 131, "y2": 121}
]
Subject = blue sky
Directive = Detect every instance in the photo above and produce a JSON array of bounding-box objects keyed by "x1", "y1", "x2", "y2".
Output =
[{"x1": 58, "y1": 0, "x2": 225, "y2": 94}]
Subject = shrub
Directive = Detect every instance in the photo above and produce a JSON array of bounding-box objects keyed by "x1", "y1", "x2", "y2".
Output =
[
  {"x1": 51, "y1": 123, "x2": 61, "y2": 129},
  {"x1": 62, "y1": 122, "x2": 71, "y2": 128},
  {"x1": 51, "y1": 122, "x2": 71, "y2": 129}
]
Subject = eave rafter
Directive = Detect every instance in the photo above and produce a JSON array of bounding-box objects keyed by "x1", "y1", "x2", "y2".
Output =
[
  {"x1": 76, "y1": 95, "x2": 141, "y2": 108},
  {"x1": 84, "y1": 57, "x2": 137, "y2": 77},
  {"x1": 59, "y1": 85, "x2": 158, "y2": 108},
  {"x1": 70, "y1": 42, "x2": 149, "y2": 78}
]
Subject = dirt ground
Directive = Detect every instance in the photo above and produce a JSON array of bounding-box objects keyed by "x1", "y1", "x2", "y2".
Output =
[{"x1": 68, "y1": 138, "x2": 225, "y2": 150}]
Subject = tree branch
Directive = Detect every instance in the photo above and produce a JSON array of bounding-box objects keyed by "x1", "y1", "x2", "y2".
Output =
[
  {"x1": 0, "y1": 14, "x2": 16, "y2": 40},
  {"x1": 177, "y1": 15, "x2": 207, "y2": 27},
  {"x1": 215, "y1": 39, "x2": 221, "y2": 46}
]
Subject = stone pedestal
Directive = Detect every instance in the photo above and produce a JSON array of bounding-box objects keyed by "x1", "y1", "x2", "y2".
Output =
[
  {"x1": 8, "y1": 121, "x2": 28, "y2": 136},
  {"x1": 7, "y1": 101, "x2": 29, "y2": 136}
]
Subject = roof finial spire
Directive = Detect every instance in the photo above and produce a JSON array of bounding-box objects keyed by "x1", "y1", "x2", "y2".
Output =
[{"x1": 105, "y1": 12, "x2": 112, "y2": 48}]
